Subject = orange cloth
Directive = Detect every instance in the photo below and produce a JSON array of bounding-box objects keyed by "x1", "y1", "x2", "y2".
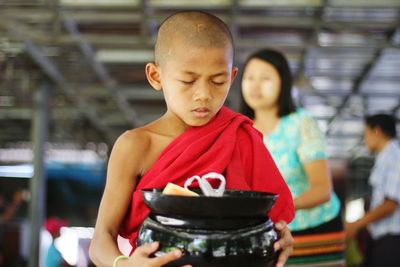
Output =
[
  {"x1": 119, "y1": 106, "x2": 294, "y2": 249},
  {"x1": 292, "y1": 231, "x2": 346, "y2": 256},
  {"x1": 293, "y1": 231, "x2": 346, "y2": 245}
]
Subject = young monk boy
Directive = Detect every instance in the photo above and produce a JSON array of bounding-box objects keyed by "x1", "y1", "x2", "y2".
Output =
[{"x1": 89, "y1": 11, "x2": 295, "y2": 267}]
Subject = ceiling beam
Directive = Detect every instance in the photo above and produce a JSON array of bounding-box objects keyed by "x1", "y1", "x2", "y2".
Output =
[
  {"x1": 139, "y1": 0, "x2": 152, "y2": 45},
  {"x1": 329, "y1": 0, "x2": 400, "y2": 8},
  {"x1": 119, "y1": 87, "x2": 164, "y2": 101},
  {"x1": 62, "y1": 14, "x2": 141, "y2": 127},
  {"x1": 0, "y1": 107, "x2": 81, "y2": 120},
  {"x1": 324, "y1": 50, "x2": 382, "y2": 134},
  {"x1": 294, "y1": 0, "x2": 324, "y2": 91},
  {"x1": 1, "y1": 8, "x2": 399, "y2": 50},
  {"x1": 392, "y1": 98, "x2": 400, "y2": 114},
  {"x1": 1, "y1": 26, "x2": 399, "y2": 50},
  {"x1": 2, "y1": 6, "x2": 398, "y2": 28},
  {"x1": 302, "y1": 91, "x2": 400, "y2": 98},
  {"x1": 1, "y1": 18, "x2": 118, "y2": 143},
  {"x1": 50, "y1": 0, "x2": 62, "y2": 37},
  {"x1": 0, "y1": 7, "x2": 142, "y2": 24},
  {"x1": 325, "y1": 29, "x2": 397, "y2": 134}
]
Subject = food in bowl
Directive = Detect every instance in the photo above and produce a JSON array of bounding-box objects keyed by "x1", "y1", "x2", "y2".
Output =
[{"x1": 162, "y1": 182, "x2": 199, "y2": 197}]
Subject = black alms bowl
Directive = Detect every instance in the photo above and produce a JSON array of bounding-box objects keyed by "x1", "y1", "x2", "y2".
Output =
[
  {"x1": 137, "y1": 217, "x2": 279, "y2": 267},
  {"x1": 141, "y1": 188, "x2": 278, "y2": 218},
  {"x1": 138, "y1": 189, "x2": 280, "y2": 267}
]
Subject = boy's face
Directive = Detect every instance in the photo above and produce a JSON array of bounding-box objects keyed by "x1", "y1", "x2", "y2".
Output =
[{"x1": 146, "y1": 40, "x2": 237, "y2": 127}]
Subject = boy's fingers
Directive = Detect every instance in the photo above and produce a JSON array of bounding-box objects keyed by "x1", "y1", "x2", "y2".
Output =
[
  {"x1": 274, "y1": 232, "x2": 293, "y2": 252},
  {"x1": 136, "y1": 242, "x2": 159, "y2": 256},
  {"x1": 276, "y1": 247, "x2": 291, "y2": 267},
  {"x1": 275, "y1": 220, "x2": 286, "y2": 230},
  {"x1": 274, "y1": 221, "x2": 292, "y2": 251},
  {"x1": 273, "y1": 220, "x2": 293, "y2": 267},
  {"x1": 151, "y1": 249, "x2": 183, "y2": 266}
]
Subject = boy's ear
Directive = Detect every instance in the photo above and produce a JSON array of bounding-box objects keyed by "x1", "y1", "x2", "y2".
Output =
[
  {"x1": 145, "y1": 63, "x2": 162, "y2": 91},
  {"x1": 230, "y1": 67, "x2": 238, "y2": 83}
]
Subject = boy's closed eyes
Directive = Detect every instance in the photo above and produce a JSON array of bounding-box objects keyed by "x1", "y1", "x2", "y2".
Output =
[{"x1": 177, "y1": 72, "x2": 230, "y2": 87}]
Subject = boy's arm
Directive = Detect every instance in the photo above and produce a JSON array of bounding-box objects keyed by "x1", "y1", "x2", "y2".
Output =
[
  {"x1": 346, "y1": 198, "x2": 398, "y2": 239},
  {"x1": 89, "y1": 130, "x2": 147, "y2": 267}
]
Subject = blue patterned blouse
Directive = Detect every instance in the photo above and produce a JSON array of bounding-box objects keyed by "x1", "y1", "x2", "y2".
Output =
[{"x1": 263, "y1": 109, "x2": 340, "y2": 231}]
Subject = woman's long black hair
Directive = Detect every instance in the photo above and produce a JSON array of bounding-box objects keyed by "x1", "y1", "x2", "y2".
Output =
[{"x1": 239, "y1": 49, "x2": 296, "y2": 119}]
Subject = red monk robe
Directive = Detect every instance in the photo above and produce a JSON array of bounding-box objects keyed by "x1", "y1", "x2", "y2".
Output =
[{"x1": 119, "y1": 106, "x2": 294, "y2": 249}]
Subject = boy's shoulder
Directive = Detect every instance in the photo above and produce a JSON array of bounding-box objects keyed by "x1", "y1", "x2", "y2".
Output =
[
  {"x1": 117, "y1": 127, "x2": 150, "y2": 145},
  {"x1": 114, "y1": 120, "x2": 179, "y2": 174},
  {"x1": 115, "y1": 119, "x2": 174, "y2": 157},
  {"x1": 115, "y1": 126, "x2": 153, "y2": 152}
]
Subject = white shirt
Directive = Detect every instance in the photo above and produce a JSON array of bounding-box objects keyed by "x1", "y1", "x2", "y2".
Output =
[{"x1": 368, "y1": 140, "x2": 400, "y2": 239}]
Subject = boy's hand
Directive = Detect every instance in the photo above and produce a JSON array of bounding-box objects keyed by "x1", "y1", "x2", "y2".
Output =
[
  {"x1": 273, "y1": 220, "x2": 293, "y2": 267},
  {"x1": 126, "y1": 242, "x2": 192, "y2": 267}
]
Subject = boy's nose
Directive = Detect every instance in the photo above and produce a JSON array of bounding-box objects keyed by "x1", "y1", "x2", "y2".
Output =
[{"x1": 193, "y1": 83, "x2": 212, "y2": 101}]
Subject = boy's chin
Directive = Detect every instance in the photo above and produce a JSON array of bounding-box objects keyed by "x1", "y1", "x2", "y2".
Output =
[{"x1": 185, "y1": 117, "x2": 213, "y2": 127}]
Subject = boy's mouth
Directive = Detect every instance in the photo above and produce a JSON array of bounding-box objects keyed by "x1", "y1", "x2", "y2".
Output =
[{"x1": 192, "y1": 107, "x2": 211, "y2": 118}]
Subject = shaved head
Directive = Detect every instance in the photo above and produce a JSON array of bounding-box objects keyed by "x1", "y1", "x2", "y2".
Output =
[{"x1": 155, "y1": 11, "x2": 234, "y2": 67}]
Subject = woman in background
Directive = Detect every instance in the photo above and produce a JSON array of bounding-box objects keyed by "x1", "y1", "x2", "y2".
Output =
[{"x1": 240, "y1": 49, "x2": 344, "y2": 266}]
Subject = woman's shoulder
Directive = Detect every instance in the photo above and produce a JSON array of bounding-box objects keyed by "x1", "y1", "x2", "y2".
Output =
[
  {"x1": 294, "y1": 108, "x2": 314, "y2": 118},
  {"x1": 284, "y1": 108, "x2": 314, "y2": 123}
]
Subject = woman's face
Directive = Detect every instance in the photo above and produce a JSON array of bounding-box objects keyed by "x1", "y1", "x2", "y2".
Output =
[{"x1": 241, "y1": 58, "x2": 281, "y2": 111}]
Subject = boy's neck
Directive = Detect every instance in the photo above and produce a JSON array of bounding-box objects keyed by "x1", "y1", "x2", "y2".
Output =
[{"x1": 158, "y1": 111, "x2": 191, "y2": 137}]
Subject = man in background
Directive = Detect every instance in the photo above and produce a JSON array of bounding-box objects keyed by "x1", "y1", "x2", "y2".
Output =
[{"x1": 346, "y1": 113, "x2": 400, "y2": 267}]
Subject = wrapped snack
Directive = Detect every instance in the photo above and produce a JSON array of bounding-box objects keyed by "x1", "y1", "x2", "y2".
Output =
[
  {"x1": 162, "y1": 172, "x2": 226, "y2": 197},
  {"x1": 185, "y1": 172, "x2": 226, "y2": 197}
]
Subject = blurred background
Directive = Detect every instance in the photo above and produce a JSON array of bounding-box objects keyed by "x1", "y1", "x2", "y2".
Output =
[{"x1": 0, "y1": 0, "x2": 399, "y2": 266}]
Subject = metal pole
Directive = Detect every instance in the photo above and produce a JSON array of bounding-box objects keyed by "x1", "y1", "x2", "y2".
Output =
[{"x1": 28, "y1": 83, "x2": 49, "y2": 267}]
